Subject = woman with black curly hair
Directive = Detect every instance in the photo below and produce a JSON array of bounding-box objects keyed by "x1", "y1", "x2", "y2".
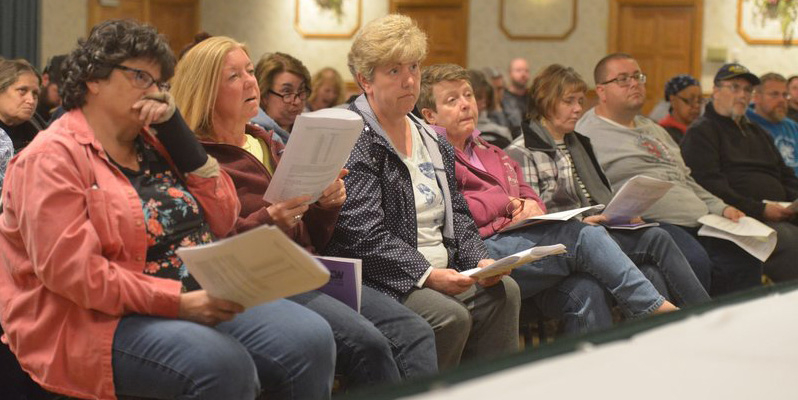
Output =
[{"x1": 0, "y1": 19, "x2": 335, "y2": 400}]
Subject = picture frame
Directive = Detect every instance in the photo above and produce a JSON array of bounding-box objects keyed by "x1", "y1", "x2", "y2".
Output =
[
  {"x1": 295, "y1": 0, "x2": 362, "y2": 39},
  {"x1": 737, "y1": 0, "x2": 798, "y2": 45},
  {"x1": 499, "y1": 0, "x2": 577, "y2": 41}
]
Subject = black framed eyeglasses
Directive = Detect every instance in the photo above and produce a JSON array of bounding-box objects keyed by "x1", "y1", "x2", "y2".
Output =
[
  {"x1": 111, "y1": 64, "x2": 170, "y2": 91},
  {"x1": 673, "y1": 94, "x2": 702, "y2": 107},
  {"x1": 268, "y1": 89, "x2": 309, "y2": 104},
  {"x1": 600, "y1": 72, "x2": 647, "y2": 87}
]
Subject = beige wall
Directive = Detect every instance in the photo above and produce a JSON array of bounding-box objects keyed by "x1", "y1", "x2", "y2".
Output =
[{"x1": 39, "y1": 0, "x2": 798, "y2": 87}]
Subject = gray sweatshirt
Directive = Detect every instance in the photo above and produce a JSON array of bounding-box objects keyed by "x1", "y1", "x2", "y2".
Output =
[{"x1": 575, "y1": 108, "x2": 727, "y2": 227}]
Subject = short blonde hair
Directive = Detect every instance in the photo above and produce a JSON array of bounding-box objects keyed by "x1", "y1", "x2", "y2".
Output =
[
  {"x1": 529, "y1": 64, "x2": 588, "y2": 121},
  {"x1": 348, "y1": 14, "x2": 428, "y2": 85},
  {"x1": 255, "y1": 52, "x2": 311, "y2": 103},
  {"x1": 171, "y1": 36, "x2": 248, "y2": 138},
  {"x1": 418, "y1": 63, "x2": 470, "y2": 113},
  {"x1": 308, "y1": 67, "x2": 345, "y2": 107}
]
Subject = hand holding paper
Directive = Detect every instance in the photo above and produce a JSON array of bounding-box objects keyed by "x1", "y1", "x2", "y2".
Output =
[
  {"x1": 460, "y1": 244, "x2": 567, "y2": 279},
  {"x1": 697, "y1": 214, "x2": 776, "y2": 262}
]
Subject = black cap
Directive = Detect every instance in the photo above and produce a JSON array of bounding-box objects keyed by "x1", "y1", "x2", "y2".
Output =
[{"x1": 714, "y1": 63, "x2": 760, "y2": 86}]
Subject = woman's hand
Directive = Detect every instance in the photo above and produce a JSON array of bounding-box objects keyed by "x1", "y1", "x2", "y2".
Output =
[
  {"x1": 582, "y1": 214, "x2": 608, "y2": 226},
  {"x1": 424, "y1": 268, "x2": 475, "y2": 296},
  {"x1": 509, "y1": 197, "x2": 544, "y2": 223},
  {"x1": 316, "y1": 169, "x2": 349, "y2": 209},
  {"x1": 178, "y1": 290, "x2": 244, "y2": 326},
  {"x1": 133, "y1": 91, "x2": 176, "y2": 128},
  {"x1": 267, "y1": 195, "x2": 312, "y2": 231}
]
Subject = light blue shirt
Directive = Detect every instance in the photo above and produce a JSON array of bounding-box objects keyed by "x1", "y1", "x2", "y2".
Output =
[{"x1": 746, "y1": 108, "x2": 798, "y2": 176}]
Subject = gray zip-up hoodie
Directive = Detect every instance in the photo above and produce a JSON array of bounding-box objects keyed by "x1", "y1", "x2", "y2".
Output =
[{"x1": 575, "y1": 108, "x2": 727, "y2": 227}]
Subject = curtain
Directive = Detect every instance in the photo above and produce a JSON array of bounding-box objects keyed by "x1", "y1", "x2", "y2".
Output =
[{"x1": 0, "y1": 0, "x2": 40, "y2": 68}]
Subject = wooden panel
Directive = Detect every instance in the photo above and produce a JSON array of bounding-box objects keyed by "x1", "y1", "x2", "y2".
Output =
[
  {"x1": 612, "y1": 1, "x2": 700, "y2": 114},
  {"x1": 87, "y1": 0, "x2": 199, "y2": 56},
  {"x1": 391, "y1": 0, "x2": 468, "y2": 67}
]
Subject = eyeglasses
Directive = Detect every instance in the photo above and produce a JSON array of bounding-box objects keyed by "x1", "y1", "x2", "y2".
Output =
[
  {"x1": 111, "y1": 64, "x2": 170, "y2": 91},
  {"x1": 718, "y1": 83, "x2": 753, "y2": 94},
  {"x1": 600, "y1": 72, "x2": 647, "y2": 87},
  {"x1": 268, "y1": 89, "x2": 309, "y2": 104},
  {"x1": 762, "y1": 91, "x2": 792, "y2": 100},
  {"x1": 673, "y1": 94, "x2": 703, "y2": 107}
]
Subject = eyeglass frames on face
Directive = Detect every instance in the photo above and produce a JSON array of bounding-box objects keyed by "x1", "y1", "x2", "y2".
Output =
[
  {"x1": 111, "y1": 64, "x2": 170, "y2": 91},
  {"x1": 761, "y1": 91, "x2": 792, "y2": 100},
  {"x1": 268, "y1": 89, "x2": 309, "y2": 104},
  {"x1": 718, "y1": 83, "x2": 753, "y2": 94},
  {"x1": 673, "y1": 94, "x2": 703, "y2": 107},
  {"x1": 600, "y1": 72, "x2": 647, "y2": 87}
]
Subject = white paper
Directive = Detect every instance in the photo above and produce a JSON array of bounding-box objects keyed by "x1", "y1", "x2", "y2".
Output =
[
  {"x1": 263, "y1": 108, "x2": 364, "y2": 204},
  {"x1": 602, "y1": 221, "x2": 660, "y2": 230},
  {"x1": 697, "y1": 215, "x2": 777, "y2": 262},
  {"x1": 602, "y1": 175, "x2": 674, "y2": 225},
  {"x1": 461, "y1": 244, "x2": 567, "y2": 279},
  {"x1": 501, "y1": 205, "x2": 605, "y2": 232},
  {"x1": 763, "y1": 199, "x2": 798, "y2": 212},
  {"x1": 176, "y1": 225, "x2": 330, "y2": 308}
]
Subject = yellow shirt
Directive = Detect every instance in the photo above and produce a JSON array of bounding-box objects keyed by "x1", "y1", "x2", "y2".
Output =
[{"x1": 241, "y1": 133, "x2": 274, "y2": 175}]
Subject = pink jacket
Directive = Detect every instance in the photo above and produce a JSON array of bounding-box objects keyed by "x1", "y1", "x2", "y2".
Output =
[
  {"x1": 443, "y1": 129, "x2": 546, "y2": 238},
  {"x1": 0, "y1": 110, "x2": 239, "y2": 399}
]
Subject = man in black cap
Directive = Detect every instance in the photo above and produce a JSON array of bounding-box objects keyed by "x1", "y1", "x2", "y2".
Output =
[
  {"x1": 682, "y1": 63, "x2": 798, "y2": 283},
  {"x1": 35, "y1": 54, "x2": 66, "y2": 125}
]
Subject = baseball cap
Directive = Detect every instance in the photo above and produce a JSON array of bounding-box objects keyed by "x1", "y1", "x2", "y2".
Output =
[{"x1": 714, "y1": 63, "x2": 760, "y2": 86}]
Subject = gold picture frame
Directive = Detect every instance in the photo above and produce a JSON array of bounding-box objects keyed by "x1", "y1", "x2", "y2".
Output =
[
  {"x1": 295, "y1": 0, "x2": 362, "y2": 39},
  {"x1": 499, "y1": 0, "x2": 578, "y2": 41},
  {"x1": 737, "y1": 0, "x2": 798, "y2": 45}
]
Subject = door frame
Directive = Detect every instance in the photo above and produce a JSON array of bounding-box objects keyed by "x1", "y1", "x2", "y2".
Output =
[
  {"x1": 389, "y1": 0, "x2": 469, "y2": 67},
  {"x1": 608, "y1": 0, "x2": 704, "y2": 77}
]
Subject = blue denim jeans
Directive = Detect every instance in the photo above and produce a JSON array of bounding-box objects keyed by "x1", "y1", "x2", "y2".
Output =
[
  {"x1": 290, "y1": 285, "x2": 437, "y2": 385},
  {"x1": 485, "y1": 219, "x2": 664, "y2": 318},
  {"x1": 656, "y1": 222, "x2": 713, "y2": 291},
  {"x1": 532, "y1": 273, "x2": 614, "y2": 335},
  {"x1": 607, "y1": 227, "x2": 710, "y2": 306},
  {"x1": 112, "y1": 299, "x2": 335, "y2": 400}
]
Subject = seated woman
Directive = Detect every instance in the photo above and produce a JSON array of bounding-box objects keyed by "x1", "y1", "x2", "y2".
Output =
[
  {"x1": 658, "y1": 74, "x2": 702, "y2": 144},
  {"x1": 0, "y1": 58, "x2": 41, "y2": 164},
  {"x1": 171, "y1": 36, "x2": 438, "y2": 386},
  {"x1": 307, "y1": 66, "x2": 346, "y2": 111},
  {"x1": 0, "y1": 20, "x2": 335, "y2": 400},
  {"x1": 326, "y1": 15, "x2": 521, "y2": 371},
  {"x1": 251, "y1": 52, "x2": 311, "y2": 143},
  {"x1": 418, "y1": 63, "x2": 704, "y2": 333}
]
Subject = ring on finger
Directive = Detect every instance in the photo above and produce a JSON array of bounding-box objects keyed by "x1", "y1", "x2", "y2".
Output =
[{"x1": 294, "y1": 214, "x2": 302, "y2": 221}]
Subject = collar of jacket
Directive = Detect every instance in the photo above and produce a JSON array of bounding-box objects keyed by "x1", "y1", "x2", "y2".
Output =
[
  {"x1": 351, "y1": 94, "x2": 455, "y2": 239},
  {"x1": 703, "y1": 101, "x2": 756, "y2": 136}
]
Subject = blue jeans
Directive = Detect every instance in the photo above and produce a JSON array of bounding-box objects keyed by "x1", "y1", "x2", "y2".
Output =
[
  {"x1": 533, "y1": 273, "x2": 614, "y2": 335},
  {"x1": 666, "y1": 225, "x2": 763, "y2": 296},
  {"x1": 290, "y1": 286, "x2": 437, "y2": 385},
  {"x1": 607, "y1": 227, "x2": 710, "y2": 306},
  {"x1": 656, "y1": 222, "x2": 713, "y2": 291},
  {"x1": 485, "y1": 220, "x2": 664, "y2": 318},
  {"x1": 112, "y1": 299, "x2": 335, "y2": 400}
]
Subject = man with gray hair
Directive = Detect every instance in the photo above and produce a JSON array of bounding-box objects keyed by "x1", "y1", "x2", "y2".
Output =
[{"x1": 682, "y1": 65, "x2": 798, "y2": 283}]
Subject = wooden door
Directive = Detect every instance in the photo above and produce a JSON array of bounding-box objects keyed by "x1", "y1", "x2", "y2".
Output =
[
  {"x1": 609, "y1": 0, "x2": 703, "y2": 115},
  {"x1": 390, "y1": 0, "x2": 469, "y2": 67},
  {"x1": 88, "y1": 0, "x2": 199, "y2": 57}
]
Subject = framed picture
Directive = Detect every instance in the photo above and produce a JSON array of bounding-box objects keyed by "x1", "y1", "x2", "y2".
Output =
[
  {"x1": 500, "y1": 0, "x2": 577, "y2": 41},
  {"x1": 295, "y1": 0, "x2": 362, "y2": 39},
  {"x1": 737, "y1": 0, "x2": 798, "y2": 45}
]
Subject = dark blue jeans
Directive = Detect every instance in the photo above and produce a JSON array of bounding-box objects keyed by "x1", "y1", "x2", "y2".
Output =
[
  {"x1": 533, "y1": 273, "x2": 614, "y2": 335},
  {"x1": 290, "y1": 285, "x2": 437, "y2": 386},
  {"x1": 661, "y1": 224, "x2": 763, "y2": 296},
  {"x1": 112, "y1": 299, "x2": 335, "y2": 400}
]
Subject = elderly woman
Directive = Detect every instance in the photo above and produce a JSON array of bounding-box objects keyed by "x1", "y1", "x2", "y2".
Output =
[
  {"x1": 307, "y1": 66, "x2": 346, "y2": 111},
  {"x1": 0, "y1": 20, "x2": 335, "y2": 400},
  {"x1": 418, "y1": 63, "x2": 699, "y2": 334},
  {"x1": 0, "y1": 58, "x2": 41, "y2": 165},
  {"x1": 251, "y1": 52, "x2": 311, "y2": 143},
  {"x1": 171, "y1": 36, "x2": 437, "y2": 386},
  {"x1": 658, "y1": 74, "x2": 703, "y2": 143},
  {"x1": 325, "y1": 14, "x2": 520, "y2": 370}
]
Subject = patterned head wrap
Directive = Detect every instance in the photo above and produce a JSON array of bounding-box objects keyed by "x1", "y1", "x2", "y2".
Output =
[{"x1": 664, "y1": 74, "x2": 700, "y2": 101}]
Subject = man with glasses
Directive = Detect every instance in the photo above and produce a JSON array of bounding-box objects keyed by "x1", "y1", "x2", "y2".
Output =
[
  {"x1": 577, "y1": 54, "x2": 762, "y2": 296},
  {"x1": 682, "y1": 66, "x2": 798, "y2": 283},
  {"x1": 746, "y1": 73, "x2": 798, "y2": 176}
]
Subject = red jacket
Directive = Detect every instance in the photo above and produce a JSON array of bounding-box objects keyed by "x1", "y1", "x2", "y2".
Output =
[
  {"x1": 201, "y1": 124, "x2": 340, "y2": 252},
  {"x1": 445, "y1": 130, "x2": 546, "y2": 238},
  {"x1": 0, "y1": 109, "x2": 239, "y2": 399}
]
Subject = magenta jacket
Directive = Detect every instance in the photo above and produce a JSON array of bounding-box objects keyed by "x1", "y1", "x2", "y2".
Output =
[{"x1": 434, "y1": 126, "x2": 546, "y2": 238}]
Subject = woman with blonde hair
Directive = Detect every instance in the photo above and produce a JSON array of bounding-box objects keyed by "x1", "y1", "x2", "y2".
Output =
[
  {"x1": 172, "y1": 35, "x2": 438, "y2": 386},
  {"x1": 307, "y1": 66, "x2": 345, "y2": 111},
  {"x1": 325, "y1": 14, "x2": 521, "y2": 370}
]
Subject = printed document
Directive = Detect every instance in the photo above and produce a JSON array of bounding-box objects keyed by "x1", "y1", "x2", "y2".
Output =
[
  {"x1": 603, "y1": 175, "x2": 673, "y2": 225},
  {"x1": 461, "y1": 244, "x2": 567, "y2": 279},
  {"x1": 501, "y1": 205, "x2": 605, "y2": 232},
  {"x1": 264, "y1": 108, "x2": 364, "y2": 204},
  {"x1": 697, "y1": 215, "x2": 777, "y2": 262},
  {"x1": 176, "y1": 225, "x2": 330, "y2": 308},
  {"x1": 315, "y1": 256, "x2": 362, "y2": 313}
]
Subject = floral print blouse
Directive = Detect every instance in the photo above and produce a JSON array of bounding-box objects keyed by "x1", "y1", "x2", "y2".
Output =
[{"x1": 114, "y1": 137, "x2": 214, "y2": 292}]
